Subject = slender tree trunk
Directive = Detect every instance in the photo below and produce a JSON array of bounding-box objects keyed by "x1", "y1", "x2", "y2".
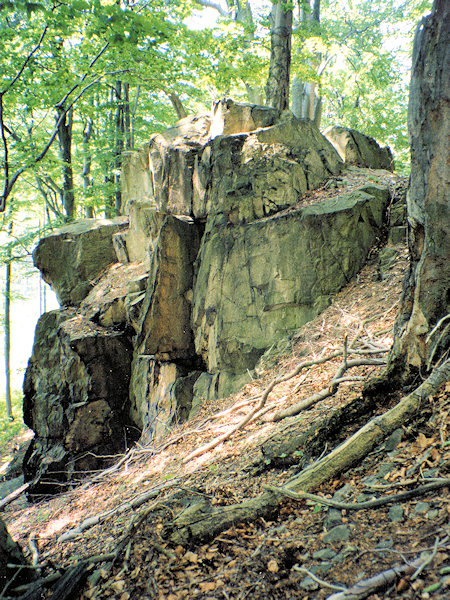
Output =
[
  {"x1": 130, "y1": 84, "x2": 140, "y2": 149},
  {"x1": 104, "y1": 87, "x2": 115, "y2": 218},
  {"x1": 114, "y1": 80, "x2": 124, "y2": 215},
  {"x1": 123, "y1": 82, "x2": 132, "y2": 150},
  {"x1": 4, "y1": 221, "x2": 13, "y2": 421},
  {"x1": 382, "y1": 0, "x2": 450, "y2": 385},
  {"x1": 168, "y1": 92, "x2": 187, "y2": 120},
  {"x1": 56, "y1": 106, "x2": 75, "y2": 221},
  {"x1": 82, "y1": 118, "x2": 94, "y2": 218},
  {"x1": 265, "y1": 0, "x2": 293, "y2": 111},
  {"x1": 292, "y1": 0, "x2": 322, "y2": 124}
]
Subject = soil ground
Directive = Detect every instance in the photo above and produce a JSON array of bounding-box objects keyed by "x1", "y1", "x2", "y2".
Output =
[{"x1": 2, "y1": 240, "x2": 449, "y2": 600}]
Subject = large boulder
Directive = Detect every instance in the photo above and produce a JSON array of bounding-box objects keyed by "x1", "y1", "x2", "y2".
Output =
[
  {"x1": 24, "y1": 100, "x2": 400, "y2": 488},
  {"x1": 323, "y1": 126, "x2": 394, "y2": 171},
  {"x1": 192, "y1": 187, "x2": 389, "y2": 373},
  {"x1": 193, "y1": 116, "x2": 342, "y2": 222},
  {"x1": 121, "y1": 104, "x2": 343, "y2": 226},
  {"x1": 81, "y1": 261, "x2": 149, "y2": 328},
  {"x1": 33, "y1": 217, "x2": 129, "y2": 306},
  {"x1": 124, "y1": 204, "x2": 165, "y2": 264},
  {"x1": 209, "y1": 98, "x2": 281, "y2": 137},
  {"x1": 23, "y1": 309, "x2": 133, "y2": 496}
]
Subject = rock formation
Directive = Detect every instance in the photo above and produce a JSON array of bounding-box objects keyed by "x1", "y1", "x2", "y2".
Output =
[{"x1": 23, "y1": 100, "x2": 403, "y2": 495}]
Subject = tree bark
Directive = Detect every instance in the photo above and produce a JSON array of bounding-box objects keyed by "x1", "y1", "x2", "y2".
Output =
[
  {"x1": 386, "y1": 0, "x2": 450, "y2": 383},
  {"x1": 82, "y1": 118, "x2": 94, "y2": 218},
  {"x1": 265, "y1": 0, "x2": 293, "y2": 111},
  {"x1": 123, "y1": 82, "x2": 132, "y2": 150},
  {"x1": 4, "y1": 220, "x2": 12, "y2": 421},
  {"x1": 114, "y1": 80, "x2": 124, "y2": 215},
  {"x1": 56, "y1": 106, "x2": 75, "y2": 222}
]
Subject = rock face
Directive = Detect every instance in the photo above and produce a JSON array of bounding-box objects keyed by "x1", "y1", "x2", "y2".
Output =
[
  {"x1": 24, "y1": 100, "x2": 401, "y2": 493},
  {"x1": 323, "y1": 126, "x2": 394, "y2": 171},
  {"x1": 136, "y1": 215, "x2": 201, "y2": 360},
  {"x1": 193, "y1": 117, "x2": 342, "y2": 223},
  {"x1": 23, "y1": 309, "x2": 133, "y2": 496},
  {"x1": 193, "y1": 188, "x2": 388, "y2": 373},
  {"x1": 33, "y1": 217, "x2": 129, "y2": 306}
]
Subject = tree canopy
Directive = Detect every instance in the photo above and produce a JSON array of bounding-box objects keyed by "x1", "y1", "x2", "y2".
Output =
[{"x1": 0, "y1": 0, "x2": 432, "y2": 225}]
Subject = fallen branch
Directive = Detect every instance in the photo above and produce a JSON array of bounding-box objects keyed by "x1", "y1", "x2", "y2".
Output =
[
  {"x1": 264, "y1": 478, "x2": 450, "y2": 510},
  {"x1": 165, "y1": 360, "x2": 449, "y2": 545},
  {"x1": 184, "y1": 346, "x2": 387, "y2": 463},
  {"x1": 58, "y1": 480, "x2": 177, "y2": 542},
  {"x1": 0, "y1": 481, "x2": 31, "y2": 511},
  {"x1": 293, "y1": 565, "x2": 346, "y2": 591},
  {"x1": 325, "y1": 546, "x2": 439, "y2": 600}
]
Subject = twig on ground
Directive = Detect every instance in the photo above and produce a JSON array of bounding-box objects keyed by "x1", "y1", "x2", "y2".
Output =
[
  {"x1": 292, "y1": 565, "x2": 346, "y2": 591},
  {"x1": 271, "y1": 357, "x2": 386, "y2": 421},
  {"x1": 325, "y1": 556, "x2": 424, "y2": 600},
  {"x1": 411, "y1": 536, "x2": 440, "y2": 580},
  {"x1": 264, "y1": 478, "x2": 450, "y2": 510},
  {"x1": 58, "y1": 480, "x2": 177, "y2": 542},
  {"x1": 184, "y1": 340, "x2": 389, "y2": 462}
]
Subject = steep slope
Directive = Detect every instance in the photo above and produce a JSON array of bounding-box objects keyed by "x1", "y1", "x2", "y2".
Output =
[{"x1": 3, "y1": 236, "x2": 449, "y2": 599}]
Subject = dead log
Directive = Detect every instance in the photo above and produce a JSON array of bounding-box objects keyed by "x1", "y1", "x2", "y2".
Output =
[{"x1": 164, "y1": 360, "x2": 449, "y2": 545}]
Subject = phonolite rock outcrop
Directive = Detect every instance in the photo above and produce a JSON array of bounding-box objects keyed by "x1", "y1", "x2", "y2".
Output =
[{"x1": 23, "y1": 100, "x2": 402, "y2": 494}]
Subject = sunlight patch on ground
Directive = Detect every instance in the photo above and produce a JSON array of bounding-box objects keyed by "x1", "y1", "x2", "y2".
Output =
[{"x1": 40, "y1": 513, "x2": 81, "y2": 538}]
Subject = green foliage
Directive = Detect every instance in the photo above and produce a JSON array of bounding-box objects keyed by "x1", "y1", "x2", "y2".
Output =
[
  {"x1": 0, "y1": 0, "x2": 433, "y2": 225},
  {"x1": 0, "y1": 0, "x2": 217, "y2": 221},
  {"x1": 0, "y1": 389, "x2": 27, "y2": 451},
  {"x1": 289, "y1": 0, "x2": 433, "y2": 172}
]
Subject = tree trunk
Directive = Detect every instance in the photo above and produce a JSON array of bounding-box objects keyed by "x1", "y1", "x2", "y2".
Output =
[
  {"x1": 0, "y1": 515, "x2": 31, "y2": 592},
  {"x1": 4, "y1": 221, "x2": 12, "y2": 421},
  {"x1": 114, "y1": 80, "x2": 124, "y2": 215},
  {"x1": 123, "y1": 82, "x2": 132, "y2": 150},
  {"x1": 265, "y1": 0, "x2": 293, "y2": 111},
  {"x1": 56, "y1": 106, "x2": 75, "y2": 222},
  {"x1": 104, "y1": 87, "x2": 115, "y2": 218},
  {"x1": 168, "y1": 92, "x2": 187, "y2": 120},
  {"x1": 82, "y1": 118, "x2": 94, "y2": 218},
  {"x1": 291, "y1": 0, "x2": 322, "y2": 124},
  {"x1": 387, "y1": 0, "x2": 450, "y2": 383}
]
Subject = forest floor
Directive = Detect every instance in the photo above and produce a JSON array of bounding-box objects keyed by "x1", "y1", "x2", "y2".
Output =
[{"x1": 2, "y1": 239, "x2": 449, "y2": 600}]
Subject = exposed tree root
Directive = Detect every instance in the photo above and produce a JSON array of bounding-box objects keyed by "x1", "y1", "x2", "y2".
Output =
[
  {"x1": 164, "y1": 360, "x2": 449, "y2": 545},
  {"x1": 184, "y1": 343, "x2": 388, "y2": 463},
  {"x1": 264, "y1": 478, "x2": 450, "y2": 510},
  {"x1": 271, "y1": 357, "x2": 386, "y2": 421}
]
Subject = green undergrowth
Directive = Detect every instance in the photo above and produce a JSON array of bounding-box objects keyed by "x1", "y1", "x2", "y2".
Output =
[{"x1": 0, "y1": 390, "x2": 27, "y2": 453}]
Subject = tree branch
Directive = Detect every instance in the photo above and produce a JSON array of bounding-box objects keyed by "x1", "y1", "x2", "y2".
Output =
[
  {"x1": 194, "y1": 0, "x2": 229, "y2": 18},
  {"x1": 2, "y1": 26, "x2": 48, "y2": 94}
]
